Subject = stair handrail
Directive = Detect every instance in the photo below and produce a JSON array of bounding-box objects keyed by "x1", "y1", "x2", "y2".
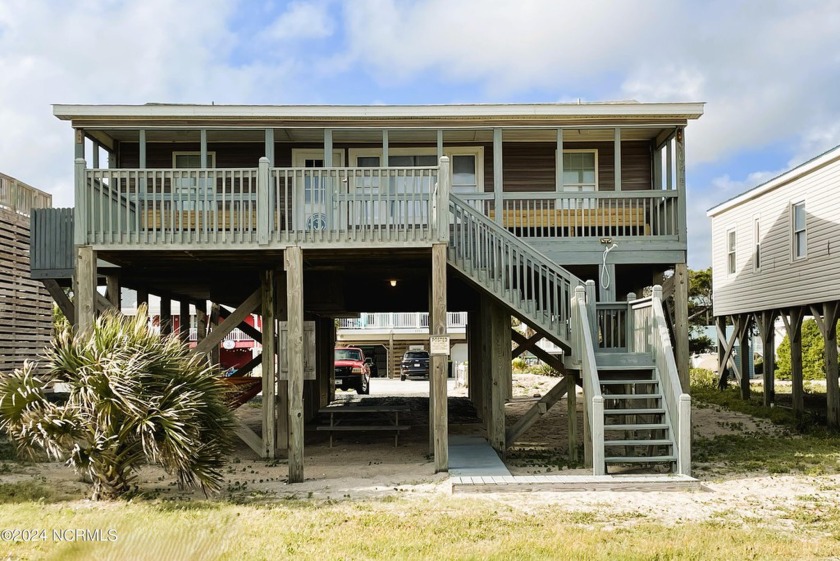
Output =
[
  {"x1": 572, "y1": 285, "x2": 605, "y2": 476},
  {"x1": 448, "y1": 193, "x2": 584, "y2": 347},
  {"x1": 647, "y1": 285, "x2": 691, "y2": 476}
]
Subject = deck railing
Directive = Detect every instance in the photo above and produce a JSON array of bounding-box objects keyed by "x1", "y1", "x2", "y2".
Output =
[
  {"x1": 630, "y1": 286, "x2": 691, "y2": 476},
  {"x1": 571, "y1": 283, "x2": 605, "y2": 475},
  {"x1": 75, "y1": 158, "x2": 445, "y2": 247},
  {"x1": 459, "y1": 191, "x2": 679, "y2": 238},
  {"x1": 448, "y1": 193, "x2": 582, "y2": 350},
  {"x1": 337, "y1": 311, "x2": 468, "y2": 331},
  {"x1": 0, "y1": 172, "x2": 52, "y2": 216}
]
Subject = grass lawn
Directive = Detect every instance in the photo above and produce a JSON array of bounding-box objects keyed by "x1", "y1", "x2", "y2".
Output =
[
  {"x1": 1, "y1": 492, "x2": 840, "y2": 561},
  {"x1": 1, "y1": 371, "x2": 840, "y2": 560}
]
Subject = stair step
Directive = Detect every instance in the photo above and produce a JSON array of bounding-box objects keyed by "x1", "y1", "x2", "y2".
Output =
[
  {"x1": 604, "y1": 439, "x2": 673, "y2": 446},
  {"x1": 595, "y1": 352, "x2": 655, "y2": 368},
  {"x1": 599, "y1": 379, "x2": 657, "y2": 385},
  {"x1": 605, "y1": 455, "x2": 677, "y2": 464},
  {"x1": 604, "y1": 408, "x2": 665, "y2": 415},
  {"x1": 603, "y1": 394, "x2": 661, "y2": 400},
  {"x1": 603, "y1": 423, "x2": 670, "y2": 431}
]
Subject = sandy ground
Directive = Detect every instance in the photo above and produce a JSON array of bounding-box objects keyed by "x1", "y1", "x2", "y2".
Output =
[{"x1": 3, "y1": 374, "x2": 838, "y2": 531}]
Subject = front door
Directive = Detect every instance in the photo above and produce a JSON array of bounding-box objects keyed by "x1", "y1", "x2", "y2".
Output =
[{"x1": 291, "y1": 149, "x2": 345, "y2": 231}]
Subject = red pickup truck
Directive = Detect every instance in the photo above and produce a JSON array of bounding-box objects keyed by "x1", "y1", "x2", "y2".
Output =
[{"x1": 334, "y1": 347, "x2": 371, "y2": 394}]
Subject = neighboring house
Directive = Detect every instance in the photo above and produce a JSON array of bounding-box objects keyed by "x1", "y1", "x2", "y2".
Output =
[
  {"x1": 34, "y1": 101, "x2": 702, "y2": 479},
  {"x1": 0, "y1": 172, "x2": 52, "y2": 373},
  {"x1": 707, "y1": 145, "x2": 840, "y2": 428}
]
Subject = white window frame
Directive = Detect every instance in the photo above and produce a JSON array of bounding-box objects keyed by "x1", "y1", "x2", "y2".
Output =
[
  {"x1": 347, "y1": 146, "x2": 484, "y2": 192},
  {"x1": 172, "y1": 151, "x2": 216, "y2": 168},
  {"x1": 753, "y1": 215, "x2": 761, "y2": 272},
  {"x1": 726, "y1": 227, "x2": 737, "y2": 275},
  {"x1": 791, "y1": 200, "x2": 807, "y2": 261},
  {"x1": 560, "y1": 148, "x2": 599, "y2": 192}
]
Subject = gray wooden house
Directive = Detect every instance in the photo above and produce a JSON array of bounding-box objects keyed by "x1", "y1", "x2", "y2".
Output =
[
  {"x1": 708, "y1": 145, "x2": 840, "y2": 428},
  {"x1": 37, "y1": 101, "x2": 702, "y2": 480}
]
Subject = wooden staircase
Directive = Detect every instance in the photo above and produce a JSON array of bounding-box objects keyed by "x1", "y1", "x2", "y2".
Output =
[
  {"x1": 598, "y1": 353, "x2": 677, "y2": 472},
  {"x1": 447, "y1": 193, "x2": 580, "y2": 351},
  {"x1": 447, "y1": 193, "x2": 690, "y2": 477}
]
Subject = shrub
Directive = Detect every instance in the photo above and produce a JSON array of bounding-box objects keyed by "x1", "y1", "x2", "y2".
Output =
[
  {"x1": 511, "y1": 357, "x2": 527, "y2": 373},
  {"x1": 0, "y1": 307, "x2": 235, "y2": 500},
  {"x1": 776, "y1": 319, "x2": 825, "y2": 381}
]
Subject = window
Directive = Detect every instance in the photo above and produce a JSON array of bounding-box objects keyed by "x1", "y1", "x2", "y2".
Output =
[
  {"x1": 754, "y1": 218, "x2": 761, "y2": 271},
  {"x1": 727, "y1": 229, "x2": 736, "y2": 275},
  {"x1": 562, "y1": 150, "x2": 598, "y2": 192},
  {"x1": 173, "y1": 152, "x2": 215, "y2": 169},
  {"x1": 349, "y1": 146, "x2": 483, "y2": 194},
  {"x1": 792, "y1": 201, "x2": 807, "y2": 259}
]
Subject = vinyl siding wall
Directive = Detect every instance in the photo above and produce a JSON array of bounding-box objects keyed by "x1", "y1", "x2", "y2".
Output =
[{"x1": 711, "y1": 155, "x2": 840, "y2": 316}]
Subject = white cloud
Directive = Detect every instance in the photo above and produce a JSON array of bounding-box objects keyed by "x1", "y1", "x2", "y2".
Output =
[
  {"x1": 339, "y1": 0, "x2": 670, "y2": 93},
  {"x1": 262, "y1": 1, "x2": 335, "y2": 42}
]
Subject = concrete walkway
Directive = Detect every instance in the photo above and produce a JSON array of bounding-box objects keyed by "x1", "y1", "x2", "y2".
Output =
[{"x1": 448, "y1": 435, "x2": 511, "y2": 477}]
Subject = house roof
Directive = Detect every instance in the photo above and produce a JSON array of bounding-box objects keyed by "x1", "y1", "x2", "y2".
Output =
[
  {"x1": 707, "y1": 144, "x2": 840, "y2": 217},
  {"x1": 53, "y1": 101, "x2": 705, "y2": 123}
]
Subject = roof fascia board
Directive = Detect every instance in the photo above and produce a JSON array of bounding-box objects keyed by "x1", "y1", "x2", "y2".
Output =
[
  {"x1": 707, "y1": 145, "x2": 840, "y2": 217},
  {"x1": 53, "y1": 102, "x2": 705, "y2": 121}
]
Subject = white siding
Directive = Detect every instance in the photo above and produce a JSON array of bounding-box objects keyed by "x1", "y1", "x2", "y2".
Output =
[{"x1": 710, "y1": 154, "x2": 840, "y2": 316}]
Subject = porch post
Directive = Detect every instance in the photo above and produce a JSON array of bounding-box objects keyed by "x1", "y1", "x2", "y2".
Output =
[
  {"x1": 257, "y1": 157, "x2": 270, "y2": 246},
  {"x1": 493, "y1": 128, "x2": 503, "y2": 224},
  {"x1": 92, "y1": 141, "x2": 100, "y2": 169},
  {"x1": 739, "y1": 314, "x2": 751, "y2": 400},
  {"x1": 437, "y1": 156, "x2": 451, "y2": 242},
  {"x1": 285, "y1": 247, "x2": 305, "y2": 482},
  {"x1": 430, "y1": 243, "x2": 448, "y2": 471},
  {"x1": 264, "y1": 128, "x2": 275, "y2": 166},
  {"x1": 139, "y1": 129, "x2": 146, "y2": 169},
  {"x1": 757, "y1": 311, "x2": 776, "y2": 406},
  {"x1": 467, "y1": 309, "x2": 484, "y2": 417},
  {"x1": 436, "y1": 129, "x2": 443, "y2": 160},
  {"x1": 74, "y1": 158, "x2": 87, "y2": 246},
  {"x1": 823, "y1": 302, "x2": 840, "y2": 429},
  {"x1": 488, "y1": 298, "x2": 508, "y2": 454},
  {"x1": 673, "y1": 263, "x2": 690, "y2": 392},
  {"x1": 200, "y1": 129, "x2": 208, "y2": 168},
  {"x1": 105, "y1": 275, "x2": 120, "y2": 308},
  {"x1": 382, "y1": 129, "x2": 389, "y2": 166},
  {"x1": 614, "y1": 128, "x2": 622, "y2": 191},
  {"x1": 261, "y1": 271, "x2": 276, "y2": 459},
  {"x1": 675, "y1": 127, "x2": 688, "y2": 245},
  {"x1": 75, "y1": 246, "x2": 96, "y2": 332},
  {"x1": 783, "y1": 308, "x2": 805, "y2": 419},
  {"x1": 323, "y1": 129, "x2": 333, "y2": 167},
  {"x1": 555, "y1": 128, "x2": 564, "y2": 192}
]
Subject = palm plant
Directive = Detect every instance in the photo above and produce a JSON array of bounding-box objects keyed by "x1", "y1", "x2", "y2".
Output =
[{"x1": 0, "y1": 306, "x2": 235, "y2": 500}]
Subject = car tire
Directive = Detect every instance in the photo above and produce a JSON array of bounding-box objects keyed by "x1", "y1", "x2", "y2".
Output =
[
  {"x1": 358, "y1": 376, "x2": 370, "y2": 395},
  {"x1": 400, "y1": 374, "x2": 406, "y2": 381}
]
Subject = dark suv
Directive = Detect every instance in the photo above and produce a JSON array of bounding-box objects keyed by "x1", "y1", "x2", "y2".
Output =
[{"x1": 400, "y1": 350, "x2": 430, "y2": 380}]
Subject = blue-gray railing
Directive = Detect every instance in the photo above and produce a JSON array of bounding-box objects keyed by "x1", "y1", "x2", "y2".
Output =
[
  {"x1": 447, "y1": 192, "x2": 583, "y2": 351},
  {"x1": 74, "y1": 157, "x2": 449, "y2": 247}
]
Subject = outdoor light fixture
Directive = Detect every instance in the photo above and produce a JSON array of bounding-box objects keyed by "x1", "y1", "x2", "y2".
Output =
[{"x1": 389, "y1": 279, "x2": 398, "y2": 287}]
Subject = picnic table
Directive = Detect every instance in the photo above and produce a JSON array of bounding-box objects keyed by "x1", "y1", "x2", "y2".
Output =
[{"x1": 317, "y1": 404, "x2": 411, "y2": 447}]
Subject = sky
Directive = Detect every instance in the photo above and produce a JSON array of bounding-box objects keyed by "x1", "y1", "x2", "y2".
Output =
[{"x1": 1, "y1": 0, "x2": 839, "y2": 269}]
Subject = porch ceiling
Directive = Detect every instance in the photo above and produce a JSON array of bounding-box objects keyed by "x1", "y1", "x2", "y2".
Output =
[{"x1": 88, "y1": 125, "x2": 667, "y2": 146}]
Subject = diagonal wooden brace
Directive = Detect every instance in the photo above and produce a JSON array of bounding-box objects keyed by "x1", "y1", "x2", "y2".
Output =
[{"x1": 194, "y1": 288, "x2": 261, "y2": 356}]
